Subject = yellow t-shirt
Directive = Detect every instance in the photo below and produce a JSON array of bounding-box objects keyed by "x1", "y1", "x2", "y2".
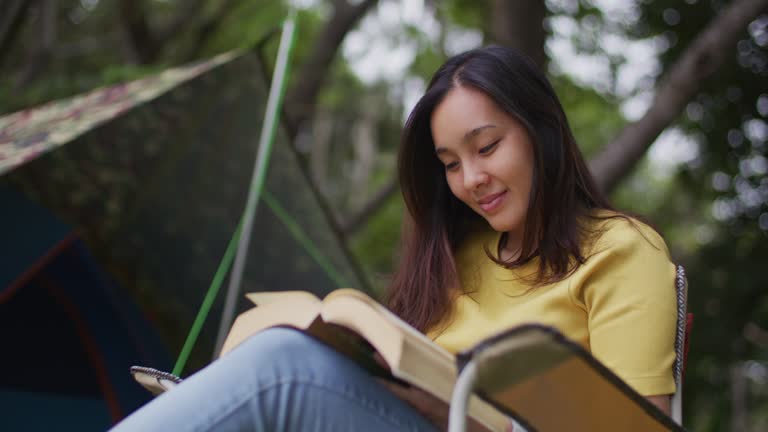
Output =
[{"x1": 429, "y1": 215, "x2": 677, "y2": 396}]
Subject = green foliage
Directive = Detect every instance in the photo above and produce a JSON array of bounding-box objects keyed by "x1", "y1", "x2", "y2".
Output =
[
  {"x1": 441, "y1": 0, "x2": 488, "y2": 31},
  {"x1": 409, "y1": 44, "x2": 447, "y2": 81},
  {"x1": 551, "y1": 74, "x2": 626, "y2": 157},
  {"x1": 316, "y1": 60, "x2": 367, "y2": 110},
  {"x1": 0, "y1": 0, "x2": 300, "y2": 114},
  {"x1": 198, "y1": 0, "x2": 290, "y2": 56},
  {"x1": 684, "y1": 223, "x2": 768, "y2": 431},
  {"x1": 551, "y1": 2, "x2": 768, "y2": 425},
  {"x1": 626, "y1": 1, "x2": 768, "y2": 428},
  {"x1": 350, "y1": 191, "x2": 404, "y2": 297}
]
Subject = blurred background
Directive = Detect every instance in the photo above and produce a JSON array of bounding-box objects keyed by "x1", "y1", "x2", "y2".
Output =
[{"x1": 0, "y1": 0, "x2": 767, "y2": 430}]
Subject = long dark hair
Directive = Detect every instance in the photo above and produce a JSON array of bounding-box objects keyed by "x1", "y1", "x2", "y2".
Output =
[{"x1": 387, "y1": 45, "x2": 617, "y2": 332}]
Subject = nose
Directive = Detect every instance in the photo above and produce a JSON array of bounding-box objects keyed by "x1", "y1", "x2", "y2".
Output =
[{"x1": 463, "y1": 162, "x2": 489, "y2": 191}]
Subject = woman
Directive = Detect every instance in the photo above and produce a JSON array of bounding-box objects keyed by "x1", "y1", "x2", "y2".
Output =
[
  {"x1": 111, "y1": 45, "x2": 676, "y2": 432},
  {"x1": 384, "y1": 44, "x2": 676, "y2": 424}
]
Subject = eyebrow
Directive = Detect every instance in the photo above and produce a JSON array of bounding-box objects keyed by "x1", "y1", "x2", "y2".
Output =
[{"x1": 435, "y1": 124, "x2": 497, "y2": 155}]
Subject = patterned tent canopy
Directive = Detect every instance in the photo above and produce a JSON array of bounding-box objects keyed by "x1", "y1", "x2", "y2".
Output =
[
  {"x1": 0, "y1": 49, "x2": 367, "y2": 382},
  {"x1": 0, "y1": 52, "x2": 238, "y2": 176}
]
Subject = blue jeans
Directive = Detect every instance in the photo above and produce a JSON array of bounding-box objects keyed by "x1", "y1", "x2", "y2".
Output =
[{"x1": 110, "y1": 328, "x2": 440, "y2": 431}]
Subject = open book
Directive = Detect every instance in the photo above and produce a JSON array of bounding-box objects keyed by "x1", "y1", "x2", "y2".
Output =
[{"x1": 219, "y1": 289, "x2": 684, "y2": 432}]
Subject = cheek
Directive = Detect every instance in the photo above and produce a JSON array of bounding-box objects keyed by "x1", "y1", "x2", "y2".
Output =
[
  {"x1": 501, "y1": 149, "x2": 534, "y2": 193},
  {"x1": 445, "y1": 175, "x2": 470, "y2": 204},
  {"x1": 510, "y1": 167, "x2": 533, "y2": 204},
  {"x1": 517, "y1": 169, "x2": 535, "y2": 211}
]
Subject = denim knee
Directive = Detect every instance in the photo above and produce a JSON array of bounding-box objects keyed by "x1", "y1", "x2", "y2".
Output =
[{"x1": 226, "y1": 327, "x2": 344, "y2": 383}]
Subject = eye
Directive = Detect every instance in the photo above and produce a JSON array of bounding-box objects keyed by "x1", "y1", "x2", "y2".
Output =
[
  {"x1": 445, "y1": 161, "x2": 459, "y2": 171},
  {"x1": 479, "y1": 139, "x2": 500, "y2": 155}
]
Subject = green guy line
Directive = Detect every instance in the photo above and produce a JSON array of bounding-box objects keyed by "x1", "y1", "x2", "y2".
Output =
[
  {"x1": 173, "y1": 220, "x2": 242, "y2": 376},
  {"x1": 262, "y1": 190, "x2": 349, "y2": 288},
  {"x1": 214, "y1": 10, "x2": 298, "y2": 355}
]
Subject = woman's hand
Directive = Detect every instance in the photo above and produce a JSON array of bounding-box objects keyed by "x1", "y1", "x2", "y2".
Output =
[{"x1": 646, "y1": 394, "x2": 671, "y2": 416}]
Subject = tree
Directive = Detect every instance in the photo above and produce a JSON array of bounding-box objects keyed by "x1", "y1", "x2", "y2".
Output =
[
  {"x1": 284, "y1": 0, "x2": 378, "y2": 130},
  {"x1": 623, "y1": 1, "x2": 768, "y2": 429},
  {"x1": 342, "y1": 0, "x2": 767, "y2": 238},
  {"x1": 589, "y1": 0, "x2": 768, "y2": 194}
]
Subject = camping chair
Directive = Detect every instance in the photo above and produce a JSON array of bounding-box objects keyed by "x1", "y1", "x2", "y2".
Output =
[{"x1": 447, "y1": 265, "x2": 692, "y2": 432}]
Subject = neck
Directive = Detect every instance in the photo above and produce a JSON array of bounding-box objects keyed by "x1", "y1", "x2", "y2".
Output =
[{"x1": 498, "y1": 231, "x2": 523, "y2": 261}]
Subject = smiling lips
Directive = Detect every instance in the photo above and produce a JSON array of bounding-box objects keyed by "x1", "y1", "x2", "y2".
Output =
[{"x1": 477, "y1": 190, "x2": 507, "y2": 212}]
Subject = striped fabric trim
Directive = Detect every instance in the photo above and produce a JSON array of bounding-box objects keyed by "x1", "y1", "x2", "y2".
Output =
[{"x1": 673, "y1": 265, "x2": 687, "y2": 385}]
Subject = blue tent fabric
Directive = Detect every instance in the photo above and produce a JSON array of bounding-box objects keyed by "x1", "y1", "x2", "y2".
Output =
[
  {"x1": 0, "y1": 188, "x2": 172, "y2": 431},
  {"x1": 0, "y1": 186, "x2": 71, "y2": 294}
]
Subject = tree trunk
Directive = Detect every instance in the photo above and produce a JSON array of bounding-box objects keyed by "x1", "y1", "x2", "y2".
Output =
[
  {"x1": 310, "y1": 110, "x2": 334, "y2": 195},
  {"x1": 284, "y1": 0, "x2": 378, "y2": 133},
  {"x1": 14, "y1": 0, "x2": 56, "y2": 90},
  {"x1": 730, "y1": 363, "x2": 748, "y2": 432},
  {"x1": 489, "y1": 0, "x2": 547, "y2": 69},
  {"x1": 348, "y1": 113, "x2": 378, "y2": 210},
  {"x1": 119, "y1": 0, "x2": 159, "y2": 64},
  {"x1": 589, "y1": 0, "x2": 768, "y2": 194},
  {"x1": 0, "y1": 0, "x2": 35, "y2": 68},
  {"x1": 54, "y1": 33, "x2": 121, "y2": 59},
  {"x1": 119, "y1": 0, "x2": 213, "y2": 64},
  {"x1": 182, "y1": 0, "x2": 238, "y2": 61},
  {"x1": 341, "y1": 178, "x2": 398, "y2": 235},
  {"x1": 157, "y1": 0, "x2": 208, "y2": 42}
]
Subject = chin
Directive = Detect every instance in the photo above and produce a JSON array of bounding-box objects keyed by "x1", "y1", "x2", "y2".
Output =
[
  {"x1": 486, "y1": 220, "x2": 515, "y2": 233},
  {"x1": 484, "y1": 215, "x2": 523, "y2": 234}
]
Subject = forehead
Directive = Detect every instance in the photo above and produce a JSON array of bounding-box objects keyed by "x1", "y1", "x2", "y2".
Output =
[{"x1": 430, "y1": 86, "x2": 509, "y2": 147}]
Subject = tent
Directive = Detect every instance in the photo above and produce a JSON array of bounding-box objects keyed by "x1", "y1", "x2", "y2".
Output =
[
  {"x1": 0, "y1": 49, "x2": 368, "y2": 430},
  {"x1": 0, "y1": 186, "x2": 171, "y2": 430}
]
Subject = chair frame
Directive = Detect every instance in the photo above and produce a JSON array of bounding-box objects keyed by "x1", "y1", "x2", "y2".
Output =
[{"x1": 671, "y1": 265, "x2": 689, "y2": 425}]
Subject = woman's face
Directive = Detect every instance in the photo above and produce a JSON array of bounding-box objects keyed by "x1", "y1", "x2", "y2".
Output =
[{"x1": 431, "y1": 86, "x2": 535, "y2": 239}]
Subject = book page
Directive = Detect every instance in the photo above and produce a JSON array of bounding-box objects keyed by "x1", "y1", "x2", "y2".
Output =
[
  {"x1": 245, "y1": 290, "x2": 320, "y2": 306},
  {"x1": 219, "y1": 294, "x2": 323, "y2": 356}
]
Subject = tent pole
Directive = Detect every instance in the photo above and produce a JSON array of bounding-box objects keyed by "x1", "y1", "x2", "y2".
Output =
[{"x1": 213, "y1": 11, "x2": 298, "y2": 357}]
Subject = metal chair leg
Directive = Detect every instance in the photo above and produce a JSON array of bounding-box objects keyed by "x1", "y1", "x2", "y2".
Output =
[{"x1": 449, "y1": 361, "x2": 478, "y2": 432}]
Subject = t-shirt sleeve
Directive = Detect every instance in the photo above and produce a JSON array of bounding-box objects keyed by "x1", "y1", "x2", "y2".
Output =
[{"x1": 572, "y1": 220, "x2": 677, "y2": 396}]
